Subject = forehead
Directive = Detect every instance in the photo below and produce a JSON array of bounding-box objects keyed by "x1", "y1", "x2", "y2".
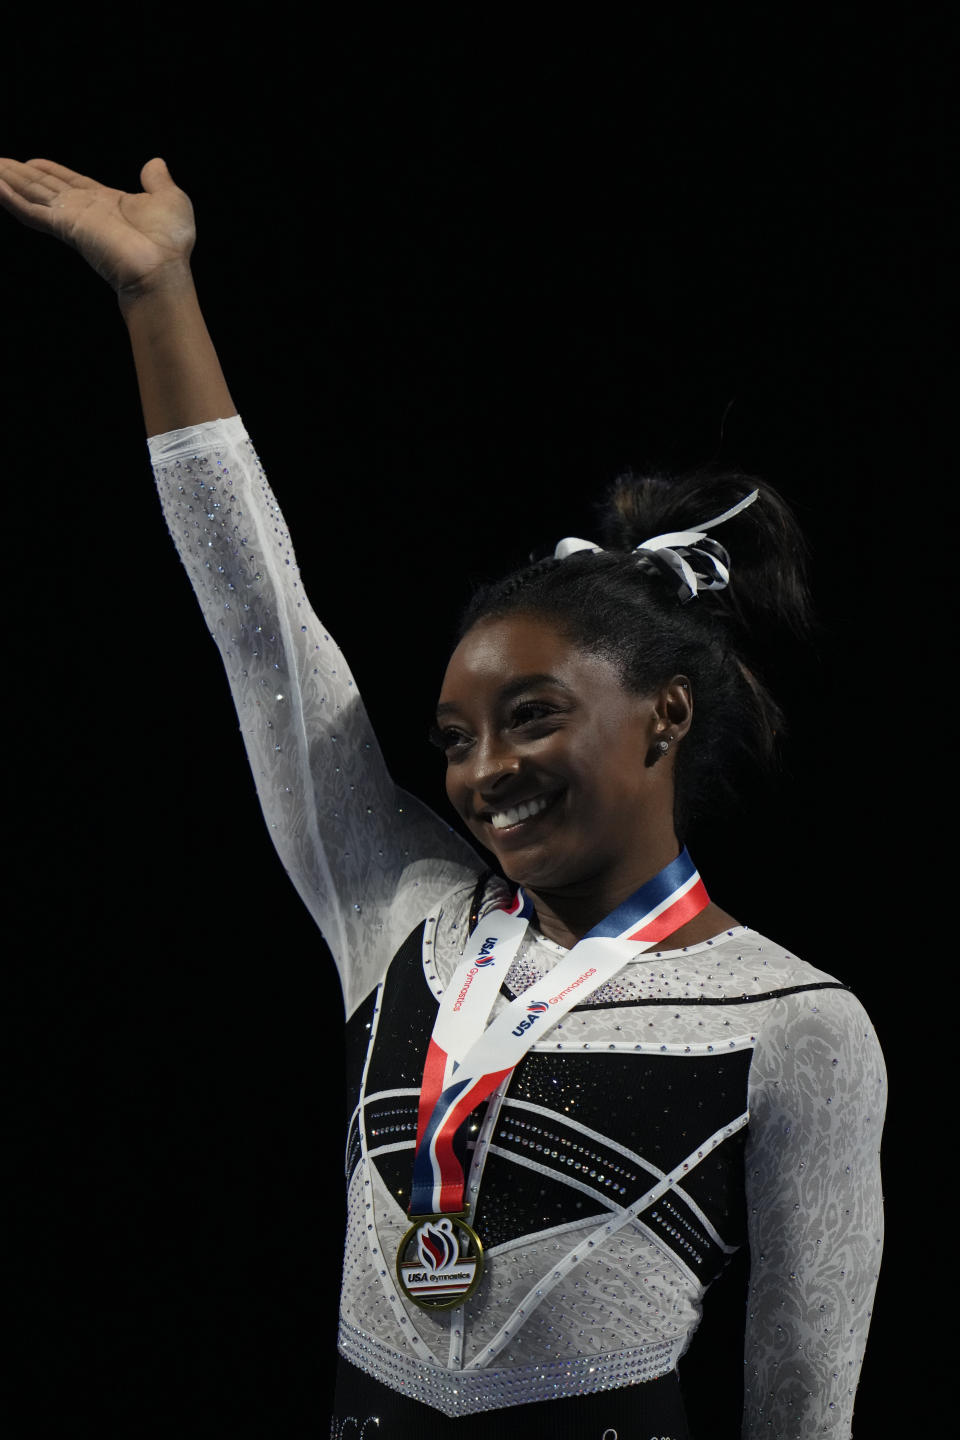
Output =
[{"x1": 439, "y1": 613, "x2": 623, "y2": 704}]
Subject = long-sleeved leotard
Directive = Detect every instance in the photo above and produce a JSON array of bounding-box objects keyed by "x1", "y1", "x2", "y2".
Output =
[{"x1": 149, "y1": 415, "x2": 885, "y2": 1438}]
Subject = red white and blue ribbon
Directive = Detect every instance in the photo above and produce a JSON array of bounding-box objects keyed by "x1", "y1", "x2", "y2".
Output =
[{"x1": 410, "y1": 847, "x2": 709, "y2": 1217}]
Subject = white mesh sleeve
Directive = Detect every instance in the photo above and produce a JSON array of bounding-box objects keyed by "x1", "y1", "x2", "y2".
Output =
[
  {"x1": 148, "y1": 415, "x2": 480, "y2": 1016},
  {"x1": 742, "y1": 986, "x2": 886, "y2": 1438}
]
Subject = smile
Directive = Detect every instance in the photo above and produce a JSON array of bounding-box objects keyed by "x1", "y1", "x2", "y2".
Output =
[{"x1": 488, "y1": 793, "x2": 560, "y2": 831}]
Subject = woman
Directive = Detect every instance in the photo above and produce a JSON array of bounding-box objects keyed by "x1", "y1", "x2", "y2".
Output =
[{"x1": 0, "y1": 156, "x2": 885, "y2": 1438}]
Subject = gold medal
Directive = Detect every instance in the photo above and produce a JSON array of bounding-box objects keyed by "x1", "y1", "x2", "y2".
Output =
[{"x1": 396, "y1": 1213, "x2": 484, "y2": 1311}]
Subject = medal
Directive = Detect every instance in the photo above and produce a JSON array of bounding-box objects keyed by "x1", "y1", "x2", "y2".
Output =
[
  {"x1": 396, "y1": 1212, "x2": 485, "y2": 1310},
  {"x1": 399, "y1": 848, "x2": 710, "y2": 1310}
]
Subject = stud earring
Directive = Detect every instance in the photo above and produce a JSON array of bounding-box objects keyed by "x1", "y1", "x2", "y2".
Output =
[{"x1": 656, "y1": 738, "x2": 670, "y2": 754}]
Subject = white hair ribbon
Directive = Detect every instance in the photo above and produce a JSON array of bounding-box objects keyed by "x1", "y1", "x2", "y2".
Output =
[{"x1": 553, "y1": 488, "x2": 759, "y2": 603}]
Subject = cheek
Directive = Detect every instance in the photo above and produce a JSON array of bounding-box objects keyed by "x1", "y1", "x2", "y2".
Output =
[
  {"x1": 443, "y1": 765, "x2": 462, "y2": 808},
  {"x1": 570, "y1": 728, "x2": 632, "y2": 776},
  {"x1": 582, "y1": 732, "x2": 647, "y2": 797}
]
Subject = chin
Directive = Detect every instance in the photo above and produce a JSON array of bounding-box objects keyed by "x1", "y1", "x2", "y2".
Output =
[{"x1": 494, "y1": 848, "x2": 587, "y2": 895}]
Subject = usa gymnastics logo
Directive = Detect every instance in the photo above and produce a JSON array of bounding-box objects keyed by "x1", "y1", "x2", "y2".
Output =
[
  {"x1": 475, "y1": 938, "x2": 497, "y2": 965},
  {"x1": 512, "y1": 999, "x2": 549, "y2": 1038}
]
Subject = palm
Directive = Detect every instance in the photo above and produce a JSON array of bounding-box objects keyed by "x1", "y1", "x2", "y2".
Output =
[{"x1": 0, "y1": 157, "x2": 196, "y2": 293}]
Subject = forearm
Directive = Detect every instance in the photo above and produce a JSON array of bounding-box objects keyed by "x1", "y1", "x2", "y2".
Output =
[{"x1": 119, "y1": 263, "x2": 236, "y2": 437}]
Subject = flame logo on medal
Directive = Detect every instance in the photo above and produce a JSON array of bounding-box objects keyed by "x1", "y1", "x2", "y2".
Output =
[
  {"x1": 418, "y1": 1219, "x2": 458, "y2": 1272},
  {"x1": 397, "y1": 1215, "x2": 484, "y2": 1310}
]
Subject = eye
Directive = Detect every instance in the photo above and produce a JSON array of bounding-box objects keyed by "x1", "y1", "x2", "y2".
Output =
[
  {"x1": 428, "y1": 722, "x2": 471, "y2": 753},
  {"x1": 510, "y1": 701, "x2": 561, "y2": 730}
]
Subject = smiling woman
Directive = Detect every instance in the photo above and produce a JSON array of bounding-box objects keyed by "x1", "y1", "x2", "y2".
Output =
[
  {"x1": 0, "y1": 156, "x2": 885, "y2": 1440},
  {"x1": 435, "y1": 614, "x2": 722, "y2": 950}
]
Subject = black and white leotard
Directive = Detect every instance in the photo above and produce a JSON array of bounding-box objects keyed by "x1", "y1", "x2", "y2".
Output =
[{"x1": 149, "y1": 416, "x2": 885, "y2": 1438}]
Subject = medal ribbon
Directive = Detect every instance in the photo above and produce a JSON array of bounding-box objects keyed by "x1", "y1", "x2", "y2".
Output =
[{"x1": 411, "y1": 847, "x2": 709, "y2": 1217}]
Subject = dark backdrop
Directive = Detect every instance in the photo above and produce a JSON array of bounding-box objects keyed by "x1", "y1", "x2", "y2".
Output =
[{"x1": 6, "y1": 13, "x2": 951, "y2": 1438}]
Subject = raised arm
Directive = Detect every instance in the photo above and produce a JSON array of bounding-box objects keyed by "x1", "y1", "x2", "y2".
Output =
[
  {"x1": 0, "y1": 155, "x2": 234, "y2": 433},
  {"x1": 1, "y1": 155, "x2": 481, "y2": 1012}
]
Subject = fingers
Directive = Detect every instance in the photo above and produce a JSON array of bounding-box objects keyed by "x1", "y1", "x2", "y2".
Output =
[
  {"x1": 0, "y1": 158, "x2": 72, "y2": 208},
  {"x1": 24, "y1": 158, "x2": 97, "y2": 189},
  {"x1": 0, "y1": 157, "x2": 54, "y2": 193},
  {"x1": 0, "y1": 157, "x2": 106, "y2": 230},
  {"x1": 0, "y1": 159, "x2": 61, "y2": 224}
]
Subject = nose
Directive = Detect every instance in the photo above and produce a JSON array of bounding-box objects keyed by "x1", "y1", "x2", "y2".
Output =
[{"x1": 464, "y1": 731, "x2": 523, "y2": 798}]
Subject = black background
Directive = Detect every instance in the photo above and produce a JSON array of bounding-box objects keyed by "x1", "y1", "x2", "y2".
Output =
[{"x1": 5, "y1": 11, "x2": 952, "y2": 1437}]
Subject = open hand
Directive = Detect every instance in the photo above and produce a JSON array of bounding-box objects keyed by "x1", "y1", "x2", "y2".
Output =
[{"x1": 0, "y1": 156, "x2": 196, "y2": 296}]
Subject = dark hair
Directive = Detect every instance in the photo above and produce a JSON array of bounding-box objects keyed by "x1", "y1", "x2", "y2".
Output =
[{"x1": 456, "y1": 467, "x2": 813, "y2": 835}]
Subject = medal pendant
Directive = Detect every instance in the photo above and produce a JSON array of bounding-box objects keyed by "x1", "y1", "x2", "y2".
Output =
[{"x1": 396, "y1": 1213, "x2": 484, "y2": 1311}]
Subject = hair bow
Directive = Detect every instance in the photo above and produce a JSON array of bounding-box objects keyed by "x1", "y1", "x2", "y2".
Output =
[{"x1": 553, "y1": 489, "x2": 759, "y2": 603}]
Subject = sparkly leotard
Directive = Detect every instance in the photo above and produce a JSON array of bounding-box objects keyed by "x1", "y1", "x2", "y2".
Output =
[{"x1": 149, "y1": 416, "x2": 885, "y2": 1439}]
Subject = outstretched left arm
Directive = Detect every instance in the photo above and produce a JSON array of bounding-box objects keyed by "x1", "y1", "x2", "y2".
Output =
[{"x1": 742, "y1": 987, "x2": 886, "y2": 1438}]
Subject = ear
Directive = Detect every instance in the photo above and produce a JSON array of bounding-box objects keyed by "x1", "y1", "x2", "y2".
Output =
[{"x1": 649, "y1": 675, "x2": 693, "y2": 756}]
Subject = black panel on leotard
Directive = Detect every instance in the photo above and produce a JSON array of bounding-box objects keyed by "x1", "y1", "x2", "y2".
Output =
[
  {"x1": 344, "y1": 987, "x2": 377, "y2": 1122},
  {"x1": 471, "y1": 1146, "x2": 610, "y2": 1247},
  {"x1": 506, "y1": 1047, "x2": 752, "y2": 1172},
  {"x1": 363, "y1": 921, "x2": 434, "y2": 1094},
  {"x1": 470, "y1": 1046, "x2": 752, "y2": 1261},
  {"x1": 678, "y1": 1124, "x2": 748, "y2": 1247},
  {"x1": 344, "y1": 986, "x2": 377, "y2": 1186}
]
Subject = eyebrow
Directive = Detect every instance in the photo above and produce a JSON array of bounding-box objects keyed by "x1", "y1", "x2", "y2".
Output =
[{"x1": 435, "y1": 673, "x2": 571, "y2": 717}]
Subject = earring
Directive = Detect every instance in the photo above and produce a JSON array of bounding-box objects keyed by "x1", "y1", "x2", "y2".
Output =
[{"x1": 656, "y1": 738, "x2": 670, "y2": 754}]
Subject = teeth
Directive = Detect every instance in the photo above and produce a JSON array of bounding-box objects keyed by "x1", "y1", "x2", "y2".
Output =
[{"x1": 490, "y1": 795, "x2": 550, "y2": 830}]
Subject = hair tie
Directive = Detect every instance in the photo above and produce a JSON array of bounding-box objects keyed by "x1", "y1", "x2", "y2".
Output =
[{"x1": 553, "y1": 489, "x2": 759, "y2": 603}]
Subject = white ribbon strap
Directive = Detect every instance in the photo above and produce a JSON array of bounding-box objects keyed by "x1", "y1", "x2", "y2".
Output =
[
  {"x1": 553, "y1": 488, "x2": 759, "y2": 603},
  {"x1": 553, "y1": 535, "x2": 603, "y2": 559}
]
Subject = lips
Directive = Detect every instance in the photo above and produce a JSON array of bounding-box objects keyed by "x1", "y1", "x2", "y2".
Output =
[
  {"x1": 490, "y1": 795, "x2": 550, "y2": 829},
  {"x1": 479, "y1": 790, "x2": 564, "y2": 834}
]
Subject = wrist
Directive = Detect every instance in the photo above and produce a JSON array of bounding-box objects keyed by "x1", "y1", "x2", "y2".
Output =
[
  {"x1": 117, "y1": 258, "x2": 196, "y2": 316},
  {"x1": 118, "y1": 256, "x2": 236, "y2": 436}
]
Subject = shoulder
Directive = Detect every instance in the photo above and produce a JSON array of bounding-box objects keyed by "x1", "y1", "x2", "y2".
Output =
[
  {"x1": 612, "y1": 924, "x2": 851, "y2": 1003},
  {"x1": 706, "y1": 925, "x2": 843, "y2": 992},
  {"x1": 712, "y1": 928, "x2": 881, "y2": 1037},
  {"x1": 680, "y1": 926, "x2": 887, "y2": 1111},
  {"x1": 737, "y1": 930, "x2": 887, "y2": 1127},
  {"x1": 730, "y1": 927, "x2": 879, "y2": 1032}
]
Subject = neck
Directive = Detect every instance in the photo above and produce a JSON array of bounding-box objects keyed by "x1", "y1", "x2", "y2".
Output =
[{"x1": 522, "y1": 837, "x2": 685, "y2": 949}]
